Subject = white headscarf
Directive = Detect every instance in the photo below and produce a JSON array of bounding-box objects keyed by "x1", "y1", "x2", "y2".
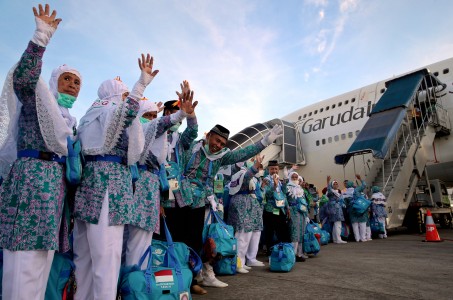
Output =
[
  {"x1": 138, "y1": 100, "x2": 158, "y2": 117},
  {"x1": 0, "y1": 64, "x2": 79, "y2": 177},
  {"x1": 77, "y1": 79, "x2": 144, "y2": 165},
  {"x1": 49, "y1": 65, "x2": 81, "y2": 130},
  {"x1": 287, "y1": 171, "x2": 304, "y2": 199}
]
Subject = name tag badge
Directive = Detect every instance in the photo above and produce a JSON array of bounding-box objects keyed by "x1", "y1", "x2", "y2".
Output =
[
  {"x1": 273, "y1": 208, "x2": 280, "y2": 215},
  {"x1": 275, "y1": 200, "x2": 285, "y2": 208},
  {"x1": 169, "y1": 179, "x2": 179, "y2": 191},
  {"x1": 214, "y1": 180, "x2": 223, "y2": 194}
]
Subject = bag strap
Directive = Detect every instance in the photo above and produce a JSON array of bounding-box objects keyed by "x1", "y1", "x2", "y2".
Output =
[
  {"x1": 161, "y1": 217, "x2": 185, "y2": 292},
  {"x1": 187, "y1": 246, "x2": 202, "y2": 274}
]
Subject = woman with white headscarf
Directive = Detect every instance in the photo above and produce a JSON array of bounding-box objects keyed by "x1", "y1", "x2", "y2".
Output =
[
  {"x1": 286, "y1": 171, "x2": 309, "y2": 262},
  {"x1": 326, "y1": 175, "x2": 347, "y2": 244},
  {"x1": 124, "y1": 84, "x2": 198, "y2": 268},
  {"x1": 72, "y1": 54, "x2": 155, "y2": 300},
  {"x1": 0, "y1": 4, "x2": 82, "y2": 299}
]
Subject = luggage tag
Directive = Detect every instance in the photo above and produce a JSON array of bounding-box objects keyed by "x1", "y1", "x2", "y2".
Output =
[
  {"x1": 179, "y1": 291, "x2": 190, "y2": 300},
  {"x1": 168, "y1": 179, "x2": 179, "y2": 200}
]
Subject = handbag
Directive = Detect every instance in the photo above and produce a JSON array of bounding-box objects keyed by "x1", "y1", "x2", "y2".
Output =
[
  {"x1": 269, "y1": 243, "x2": 295, "y2": 272},
  {"x1": 202, "y1": 209, "x2": 237, "y2": 257},
  {"x1": 370, "y1": 217, "x2": 386, "y2": 234},
  {"x1": 341, "y1": 222, "x2": 350, "y2": 238},
  {"x1": 303, "y1": 228, "x2": 321, "y2": 255},
  {"x1": 65, "y1": 136, "x2": 82, "y2": 185},
  {"x1": 45, "y1": 252, "x2": 75, "y2": 300},
  {"x1": 352, "y1": 196, "x2": 371, "y2": 215},
  {"x1": 119, "y1": 218, "x2": 196, "y2": 300},
  {"x1": 213, "y1": 254, "x2": 237, "y2": 275},
  {"x1": 320, "y1": 230, "x2": 331, "y2": 245}
]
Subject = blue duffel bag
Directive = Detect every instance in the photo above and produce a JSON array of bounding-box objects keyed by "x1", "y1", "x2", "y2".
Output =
[
  {"x1": 213, "y1": 254, "x2": 237, "y2": 275},
  {"x1": 352, "y1": 196, "x2": 371, "y2": 214},
  {"x1": 269, "y1": 243, "x2": 295, "y2": 272},
  {"x1": 320, "y1": 230, "x2": 331, "y2": 245},
  {"x1": 202, "y1": 209, "x2": 237, "y2": 257},
  {"x1": 119, "y1": 218, "x2": 197, "y2": 300}
]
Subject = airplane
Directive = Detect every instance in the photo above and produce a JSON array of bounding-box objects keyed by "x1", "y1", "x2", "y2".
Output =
[{"x1": 226, "y1": 57, "x2": 453, "y2": 230}]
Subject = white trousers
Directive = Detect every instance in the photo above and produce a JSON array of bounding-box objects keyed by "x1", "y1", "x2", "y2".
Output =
[
  {"x1": 366, "y1": 223, "x2": 372, "y2": 240},
  {"x1": 352, "y1": 222, "x2": 367, "y2": 242},
  {"x1": 73, "y1": 190, "x2": 124, "y2": 300},
  {"x1": 2, "y1": 249, "x2": 55, "y2": 300},
  {"x1": 235, "y1": 230, "x2": 253, "y2": 268},
  {"x1": 125, "y1": 225, "x2": 153, "y2": 268},
  {"x1": 246, "y1": 231, "x2": 261, "y2": 263},
  {"x1": 378, "y1": 217, "x2": 387, "y2": 238},
  {"x1": 332, "y1": 221, "x2": 342, "y2": 242}
]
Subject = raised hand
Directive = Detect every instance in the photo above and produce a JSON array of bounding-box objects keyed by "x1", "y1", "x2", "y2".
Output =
[
  {"x1": 156, "y1": 101, "x2": 164, "y2": 113},
  {"x1": 138, "y1": 53, "x2": 159, "y2": 78},
  {"x1": 177, "y1": 81, "x2": 198, "y2": 115},
  {"x1": 254, "y1": 155, "x2": 264, "y2": 169},
  {"x1": 33, "y1": 4, "x2": 62, "y2": 29}
]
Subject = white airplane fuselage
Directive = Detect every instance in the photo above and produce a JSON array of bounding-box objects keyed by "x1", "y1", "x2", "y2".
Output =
[{"x1": 282, "y1": 58, "x2": 453, "y2": 192}]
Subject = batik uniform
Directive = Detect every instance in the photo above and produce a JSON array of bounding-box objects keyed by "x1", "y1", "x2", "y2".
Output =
[
  {"x1": 0, "y1": 38, "x2": 80, "y2": 300},
  {"x1": 263, "y1": 175, "x2": 290, "y2": 254}
]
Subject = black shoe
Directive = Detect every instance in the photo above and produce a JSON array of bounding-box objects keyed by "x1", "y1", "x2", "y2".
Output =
[{"x1": 296, "y1": 256, "x2": 306, "y2": 262}]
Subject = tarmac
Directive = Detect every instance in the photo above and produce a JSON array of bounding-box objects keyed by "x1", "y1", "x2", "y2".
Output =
[{"x1": 193, "y1": 228, "x2": 453, "y2": 300}]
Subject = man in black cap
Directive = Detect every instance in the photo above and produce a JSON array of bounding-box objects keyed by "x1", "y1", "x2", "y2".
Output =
[
  {"x1": 177, "y1": 123, "x2": 283, "y2": 289},
  {"x1": 262, "y1": 160, "x2": 291, "y2": 256}
]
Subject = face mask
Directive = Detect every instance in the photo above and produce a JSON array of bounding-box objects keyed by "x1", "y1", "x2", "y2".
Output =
[
  {"x1": 291, "y1": 180, "x2": 299, "y2": 185},
  {"x1": 57, "y1": 93, "x2": 77, "y2": 108},
  {"x1": 169, "y1": 123, "x2": 181, "y2": 132},
  {"x1": 255, "y1": 170, "x2": 264, "y2": 178},
  {"x1": 204, "y1": 144, "x2": 212, "y2": 155},
  {"x1": 140, "y1": 117, "x2": 150, "y2": 124}
]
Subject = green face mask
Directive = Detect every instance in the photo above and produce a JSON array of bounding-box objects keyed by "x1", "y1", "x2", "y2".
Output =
[
  {"x1": 204, "y1": 144, "x2": 212, "y2": 155},
  {"x1": 57, "y1": 93, "x2": 77, "y2": 108},
  {"x1": 140, "y1": 117, "x2": 150, "y2": 124}
]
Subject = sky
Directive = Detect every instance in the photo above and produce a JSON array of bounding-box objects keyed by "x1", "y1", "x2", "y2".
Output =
[{"x1": 1, "y1": 0, "x2": 453, "y2": 137}]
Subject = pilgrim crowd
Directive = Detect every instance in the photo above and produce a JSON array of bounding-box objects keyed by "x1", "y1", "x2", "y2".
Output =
[{"x1": 0, "y1": 4, "x2": 388, "y2": 300}]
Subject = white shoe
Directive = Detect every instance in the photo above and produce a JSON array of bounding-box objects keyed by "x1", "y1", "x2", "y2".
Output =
[
  {"x1": 335, "y1": 240, "x2": 347, "y2": 244},
  {"x1": 243, "y1": 265, "x2": 252, "y2": 270},
  {"x1": 246, "y1": 260, "x2": 265, "y2": 267},
  {"x1": 201, "y1": 276, "x2": 229, "y2": 288},
  {"x1": 201, "y1": 262, "x2": 229, "y2": 288},
  {"x1": 236, "y1": 267, "x2": 249, "y2": 274}
]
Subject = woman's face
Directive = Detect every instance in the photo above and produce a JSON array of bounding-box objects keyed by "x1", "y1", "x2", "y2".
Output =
[
  {"x1": 142, "y1": 111, "x2": 158, "y2": 120},
  {"x1": 291, "y1": 174, "x2": 299, "y2": 182},
  {"x1": 333, "y1": 182, "x2": 339, "y2": 189},
  {"x1": 57, "y1": 72, "x2": 81, "y2": 97}
]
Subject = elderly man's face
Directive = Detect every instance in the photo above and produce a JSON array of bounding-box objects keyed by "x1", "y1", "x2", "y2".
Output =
[{"x1": 268, "y1": 165, "x2": 279, "y2": 175}]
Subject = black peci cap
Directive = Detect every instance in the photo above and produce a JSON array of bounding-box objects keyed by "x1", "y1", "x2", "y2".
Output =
[{"x1": 210, "y1": 124, "x2": 230, "y2": 140}]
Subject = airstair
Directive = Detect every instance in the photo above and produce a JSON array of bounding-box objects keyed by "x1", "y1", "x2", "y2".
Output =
[
  {"x1": 226, "y1": 118, "x2": 305, "y2": 166},
  {"x1": 334, "y1": 69, "x2": 451, "y2": 229}
]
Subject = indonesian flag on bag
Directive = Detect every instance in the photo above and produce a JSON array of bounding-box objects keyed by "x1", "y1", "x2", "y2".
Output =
[{"x1": 154, "y1": 269, "x2": 174, "y2": 283}]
